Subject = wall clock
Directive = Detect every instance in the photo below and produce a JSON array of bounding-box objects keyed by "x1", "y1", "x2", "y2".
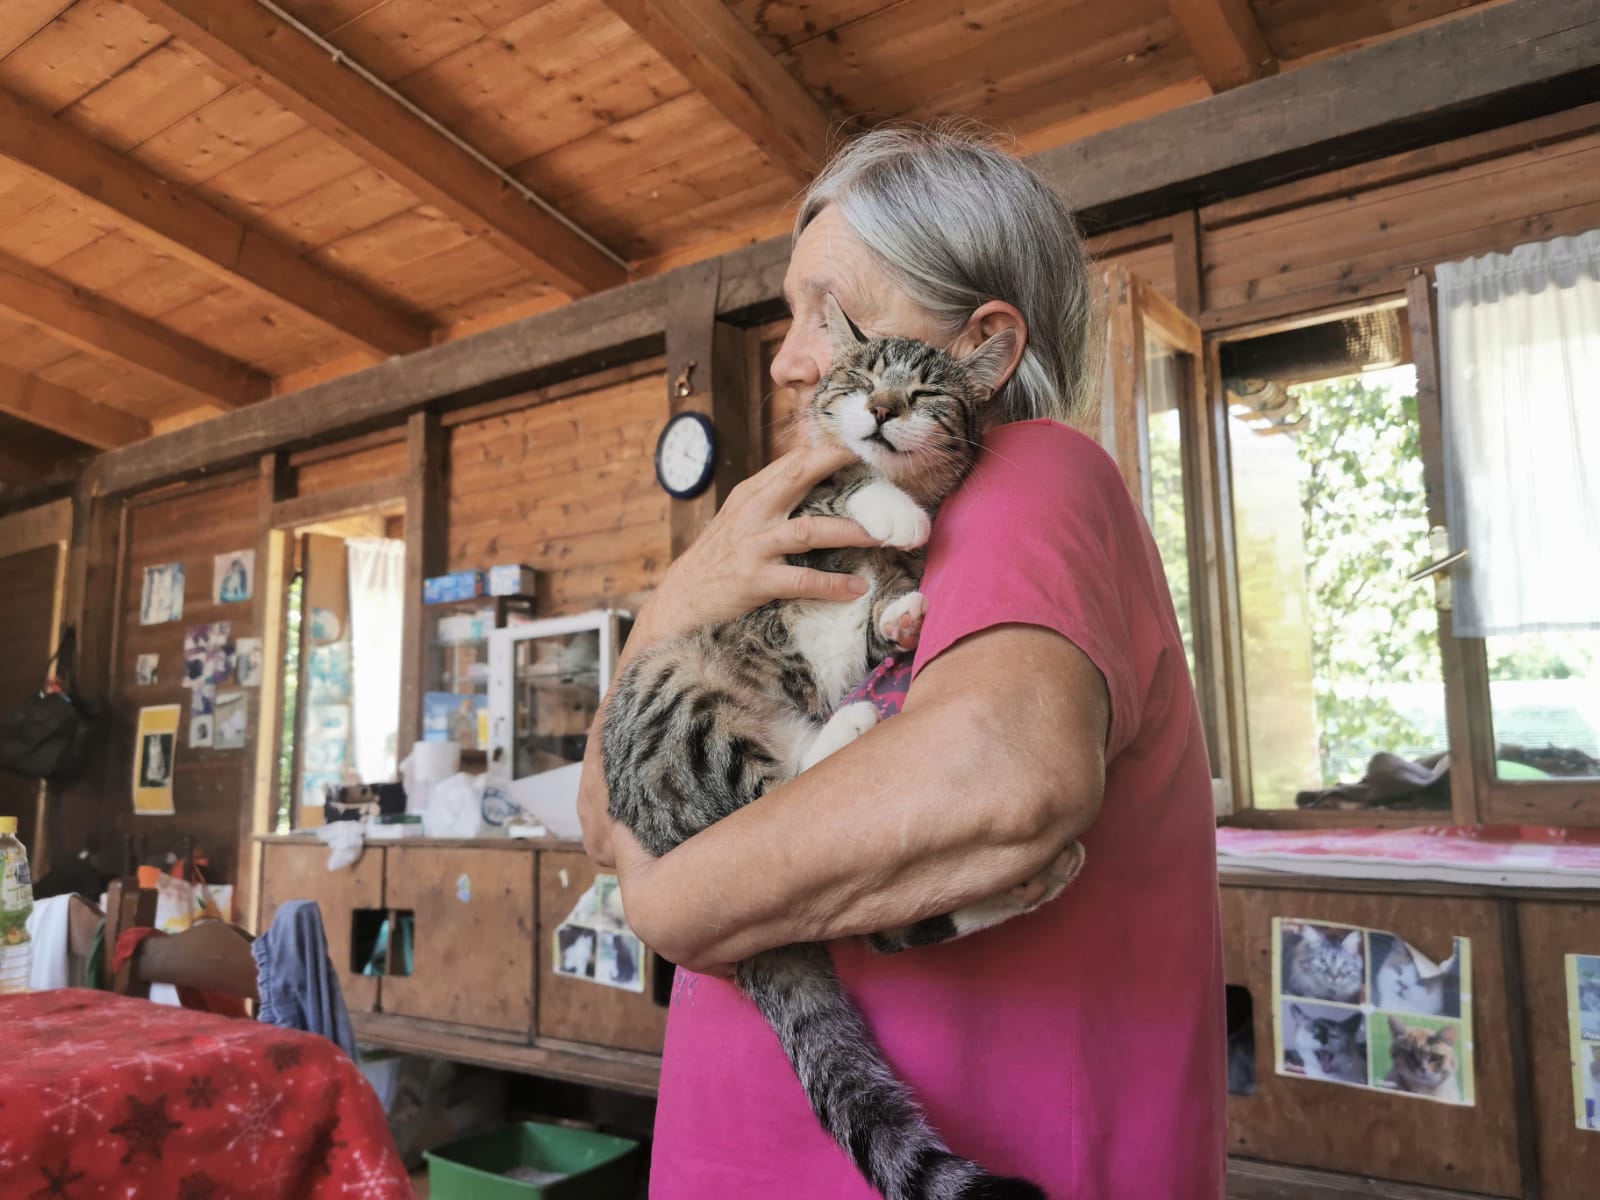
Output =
[{"x1": 655, "y1": 411, "x2": 717, "y2": 499}]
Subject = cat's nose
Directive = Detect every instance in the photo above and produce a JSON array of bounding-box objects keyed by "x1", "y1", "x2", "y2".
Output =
[{"x1": 871, "y1": 405, "x2": 891, "y2": 425}]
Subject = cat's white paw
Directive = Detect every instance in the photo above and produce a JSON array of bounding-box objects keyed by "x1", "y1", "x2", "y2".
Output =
[
  {"x1": 878, "y1": 591, "x2": 928, "y2": 650},
  {"x1": 947, "y1": 840, "x2": 1085, "y2": 938},
  {"x1": 800, "y1": 701, "x2": 879, "y2": 771},
  {"x1": 847, "y1": 482, "x2": 932, "y2": 550}
]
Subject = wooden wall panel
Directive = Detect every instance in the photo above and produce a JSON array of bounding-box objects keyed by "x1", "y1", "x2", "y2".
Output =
[
  {"x1": 290, "y1": 435, "x2": 408, "y2": 499},
  {"x1": 1202, "y1": 130, "x2": 1600, "y2": 324},
  {"x1": 1515, "y1": 900, "x2": 1600, "y2": 1200},
  {"x1": 1092, "y1": 235, "x2": 1179, "y2": 304},
  {"x1": 111, "y1": 477, "x2": 260, "y2": 886},
  {"x1": 446, "y1": 373, "x2": 669, "y2": 616},
  {"x1": 1221, "y1": 884, "x2": 1521, "y2": 1197},
  {"x1": 0, "y1": 543, "x2": 61, "y2": 854}
]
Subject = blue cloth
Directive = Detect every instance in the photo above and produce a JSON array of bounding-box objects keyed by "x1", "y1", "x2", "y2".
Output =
[{"x1": 251, "y1": 899, "x2": 357, "y2": 1059}]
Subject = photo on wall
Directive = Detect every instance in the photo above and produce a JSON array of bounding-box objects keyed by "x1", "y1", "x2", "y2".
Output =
[
  {"x1": 213, "y1": 549, "x2": 254, "y2": 604},
  {"x1": 135, "y1": 654, "x2": 159, "y2": 686},
  {"x1": 234, "y1": 637, "x2": 264, "y2": 687},
  {"x1": 140, "y1": 563, "x2": 184, "y2": 626},
  {"x1": 190, "y1": 684, "x2": 215, "y2": 749},
  {"x1": 1273, "y1": 918, "x2": 1473, "y2": 1105},
  {"x1": 550, "y1": 873, "x2": 646, "y2": 994},
  {"x1": 183, "y1": 622, "x2": 233, "y2": 688},
  {"x1": 132, "y1": 704, "x2": 180, "y2": 815},
  {"x1": 214, "y1": 690, "x2": 248, "y2": 750},
  {"x1": 1565, "y1": 954, "x2": 1600, "y2": 1131}
]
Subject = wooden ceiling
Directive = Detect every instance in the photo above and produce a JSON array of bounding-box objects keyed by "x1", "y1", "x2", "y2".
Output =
[{"x1": 0, "y1": 0, "x2": 1493, "y2": 485}]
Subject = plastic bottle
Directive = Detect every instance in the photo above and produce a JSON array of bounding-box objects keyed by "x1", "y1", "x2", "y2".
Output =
[{"x1": 0, "y1": 815, "x2": 34, "y2": 994}]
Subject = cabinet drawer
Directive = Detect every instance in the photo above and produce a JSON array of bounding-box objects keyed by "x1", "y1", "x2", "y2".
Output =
[
  {"x1": 380, "y1": 847, "x2": 535, "y2": 1034},
  {"x1": 258, "y1": 842, "x2": 383, "y2": 1014},
  {"x1": 537, "y1": 850, "x2": 667, "y2": 1054}
]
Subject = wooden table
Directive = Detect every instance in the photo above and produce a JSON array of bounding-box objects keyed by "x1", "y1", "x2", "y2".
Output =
[{"x1": 0, "y1": 989, "x2": 410, "y2": 1199}]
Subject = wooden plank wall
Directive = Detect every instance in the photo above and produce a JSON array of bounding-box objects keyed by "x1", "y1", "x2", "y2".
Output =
[
  {"x1": 292, "y1": 435, "x2": 409, "y2": 497},
  {"x1": 446, "y1": 371, "x2": 670, "y2": 616},
  {"x1": 101, "y1": 477, "x2": 259, "y2": 883},
  {"x1": 1200, "y1": 116, "x2": 1600, "y2": 329},
  {"x1": 0, "y1": 543, "x2": 62, "y2": 854}
]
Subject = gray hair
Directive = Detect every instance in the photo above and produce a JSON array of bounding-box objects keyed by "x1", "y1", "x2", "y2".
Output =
[{"x1": 797, "y1": 123, "x2": 1098, "y2": 429}]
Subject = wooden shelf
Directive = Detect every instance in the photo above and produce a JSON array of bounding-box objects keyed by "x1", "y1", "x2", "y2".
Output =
[
  {"x1": 350, "y1": 1012, "x2": 661, "y2": 1097},
  {"x1": 254, "y1": 832, "x2": 581, "y2": 852}
]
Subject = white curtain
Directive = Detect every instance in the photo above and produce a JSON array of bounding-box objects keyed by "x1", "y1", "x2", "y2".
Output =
[
  {"x1": 346, "y1": 537, "x2": 405, "y2": 782},
  {"x1": 1437, "y1": 230, "x2": 1600, "y2": 637}
]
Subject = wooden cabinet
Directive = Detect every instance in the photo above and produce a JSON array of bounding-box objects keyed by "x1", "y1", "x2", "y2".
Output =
[
  {"x1": 254, "y1": 836, "x2": 667, "y2": 1062},
  {"x1": 537, "y1": 849, "x2": 669, "y2": 1053},
  {"x1": 1221, "y1": 883, "x2": 1523, "y2": 1197},
  {"x1": 258, "y1": 839, "x2": 384, "y2": 1014},
  {"x1": 381, "y1": 846, "x2": 535, "y2": 1034},
  {"x1": 1516, "y1": 901, "x2": 1600, "y2": 1200}
]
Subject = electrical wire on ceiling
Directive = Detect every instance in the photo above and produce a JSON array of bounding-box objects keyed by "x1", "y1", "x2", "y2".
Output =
[{"x1": 253, "y1": 0, "x2": 630, "y2": 274}]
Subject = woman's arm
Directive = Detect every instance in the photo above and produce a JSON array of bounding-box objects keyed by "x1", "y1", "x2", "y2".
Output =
[
  {"x1": 578, "y1": 442, "x2": 881, "y2": 867},
  {"x1": 613, "y1": 622, "x2": 1109, "y2": 974}
]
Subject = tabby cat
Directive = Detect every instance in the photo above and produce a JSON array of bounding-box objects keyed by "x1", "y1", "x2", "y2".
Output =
[
  {"x1": 1384, "y1": 1016, "x2": 1461, "y2": 1101},
  {"x1": 1285, "y1": 923, "x2": 1365, "y2": 1004},
  {"x1": 604, "y1": 297, "x2": 1081, "y2": 1200}
]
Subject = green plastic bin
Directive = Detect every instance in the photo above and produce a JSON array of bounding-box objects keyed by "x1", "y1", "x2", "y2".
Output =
[{"x1": 424, "y1": 1121, "x2": 640, "y2": 1200}]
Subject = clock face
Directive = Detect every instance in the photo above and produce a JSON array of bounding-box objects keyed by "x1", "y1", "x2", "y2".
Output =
[{"x1": 656, "y1": 412, "x2": 716, "y2": 498}]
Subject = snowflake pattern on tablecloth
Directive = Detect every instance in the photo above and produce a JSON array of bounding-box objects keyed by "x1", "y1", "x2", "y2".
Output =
[
  {"x1": 265, "y1": 1042, "x2": 303, "y2": 1073},
  {"x1": 223, "y1": 1080, "x2": 285, "y2": 1166},
  {"x1": 176, "y1": 1172, "x2": 221, "y2": 1200},
  {"x1": 43, "y1": 1079, "x2": 111, "y2": 1138},
  {"x1": 184, "y1": 1076, "x2": 218, "y2": 1110},
  {"x1": 299, "y1": 1115, "x2": 346, "y2": 1184},
  {"x1": 30, "y1": 1158, "x2": 85, "y2": 1199},
  {"x1": 338, "y1": 1147, "x2": 400, "y2": 1199},
  {"x1": 109, "y1": 1094, "x2": 184, "y2": 1165}
]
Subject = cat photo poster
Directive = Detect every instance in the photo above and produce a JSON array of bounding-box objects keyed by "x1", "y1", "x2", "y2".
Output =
[
  {"x1": 1564, "y1": 954, "x2": 1600, "y2": 1131},
  {"x1": 1273, "y1": 918, "x2": 1473, "y2": 1105}
]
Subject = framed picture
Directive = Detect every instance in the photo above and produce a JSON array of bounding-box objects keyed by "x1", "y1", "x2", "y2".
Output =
[
  {"x1": 132, "y1": 705, "x2": 180, "y2": 815},
  {"x1": 213, "y1": 549, "x2": 255, "y2": 605},
  {"x1": 140, "y1": 563, "x2": 185, "y2": 626}
]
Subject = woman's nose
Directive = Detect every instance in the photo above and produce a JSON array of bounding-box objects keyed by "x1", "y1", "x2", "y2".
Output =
[{"x1": 771, "y1": 330, "x2": 821, "y2": 391}]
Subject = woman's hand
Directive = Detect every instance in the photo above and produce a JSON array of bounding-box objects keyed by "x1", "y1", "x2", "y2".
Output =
[
  {"x1": 641, "y1": 442, "x2": 882, "y2": 641},
  {"x1": 578, "y1": 443, "x2": 880, "y2": 873}
]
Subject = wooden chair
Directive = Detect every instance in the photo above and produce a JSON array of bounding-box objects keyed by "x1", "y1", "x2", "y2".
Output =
[{"x1": 105, "y1": 877, "x2": 260, "y2": 1004}]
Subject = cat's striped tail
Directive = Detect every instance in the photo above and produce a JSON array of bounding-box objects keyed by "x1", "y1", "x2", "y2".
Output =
[{"x1": 736, "y1": 944, "x2": 1046, "y2": 1200}]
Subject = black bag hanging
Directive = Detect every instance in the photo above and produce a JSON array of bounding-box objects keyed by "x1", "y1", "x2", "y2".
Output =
[{"x1": 0, "y1": 627, "x2": 96, "y2": 782}]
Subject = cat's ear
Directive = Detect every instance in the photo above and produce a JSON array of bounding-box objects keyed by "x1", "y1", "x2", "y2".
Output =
[
  {"x1": 1299, "y1": 925, "x2": 1325, "y2": 948},
  {"x1": 1289, "y1": 1004, "x2": 1308, "y2": 1023},
  {"x1": 1434, "y1": 1024, "x2": 1458, "y2": 1046},
  {"x1": 824, "y1": 293, "x2": 867, "y2": 356},
  {"x1": 1340, "y1": 930, "x2": 1363, "y2": 957},
  {"x1": 1387, "y1": 1015, "x2": 1409, "y2": 1037},
  {"x1": 961, "y1": 328, "x2": 1019, "y2": 396}
]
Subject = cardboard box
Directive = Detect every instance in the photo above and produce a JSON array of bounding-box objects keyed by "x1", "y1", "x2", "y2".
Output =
[
  {"x1": 487, "y1": 563, "x2": 537, "y2": 597},
  {"x1": 424, "y1": 570, "x2": 486, "y2": 604}
]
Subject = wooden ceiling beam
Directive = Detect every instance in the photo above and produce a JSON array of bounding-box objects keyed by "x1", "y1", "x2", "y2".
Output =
[
  {"x1": 0, "y1": 252, "x2": 268, "y2": 411},
  {"x1": 0, "y1": 87, "x2": 430, "y2": 357},
  {"x1": 601, "y1": 0, "x2": 833, "y2": 183},
  {"x1": 125, "y1": 0, "x2": 627, "y2": 298},
  {"x1": 1167, "y1": 0, "x2": 1276, "y2": 93},
  {"x1": 0, "y1": 363, "x2": 151, "y2": 450}
]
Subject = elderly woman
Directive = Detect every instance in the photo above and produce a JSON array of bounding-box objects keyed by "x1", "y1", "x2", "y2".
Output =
[{"x1": 578, "y1": 126, "x2": 1225, "y2": 1198}]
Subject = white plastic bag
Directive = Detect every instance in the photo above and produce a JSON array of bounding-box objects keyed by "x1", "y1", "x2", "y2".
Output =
[{"x1": 421, "y1": 772, "x2": 488, "y2": 839}]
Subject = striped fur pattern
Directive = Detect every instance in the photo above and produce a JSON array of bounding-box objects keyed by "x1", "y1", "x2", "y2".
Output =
[{"x1": 603, "y1": 299, "x2": 1048, "y2": 1200}]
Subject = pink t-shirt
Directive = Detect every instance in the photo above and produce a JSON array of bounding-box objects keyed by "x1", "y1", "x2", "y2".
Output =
[{"x1": 650, "y1": 421, "x2": 1226, "y2": 1199}]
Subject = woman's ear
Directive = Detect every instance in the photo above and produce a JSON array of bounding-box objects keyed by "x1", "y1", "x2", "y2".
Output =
[{"x1": 952, "y1": 300, "x2": 1027, "y2": 391}]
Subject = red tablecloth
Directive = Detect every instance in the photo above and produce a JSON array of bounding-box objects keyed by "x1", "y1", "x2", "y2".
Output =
[{"x1": 0, "y1": 989, "x2": 411, "y2": 1199}]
